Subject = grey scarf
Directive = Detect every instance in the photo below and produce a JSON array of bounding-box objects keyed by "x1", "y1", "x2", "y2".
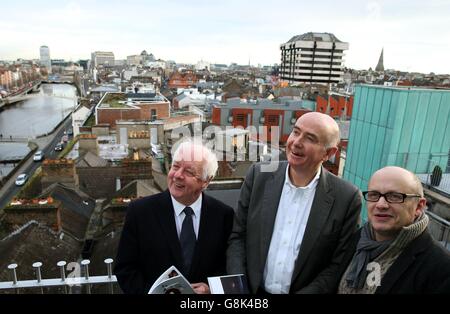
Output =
[{"x1": 345, "y1": 223, "x2": 393, "y2": 289}]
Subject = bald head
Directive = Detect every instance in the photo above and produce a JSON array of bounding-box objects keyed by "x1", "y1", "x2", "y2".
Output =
[
  {"x1": 297, "y1": 112, "x2": 340, "y2": 148},
  {"x1": 369, "y1": 166, "x2": 424, "y2": 197}
]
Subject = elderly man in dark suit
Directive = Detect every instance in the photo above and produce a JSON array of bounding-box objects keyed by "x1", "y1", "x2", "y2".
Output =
[
  {"x1": 115, "y1": 140, "x2": 234, "y2": 294},
  {"x1": 227, "y1": 112, "x2": 362, "y2": 294},
  {"x1": 337, "y1": 166, "x2": 450, "y2": 294}
]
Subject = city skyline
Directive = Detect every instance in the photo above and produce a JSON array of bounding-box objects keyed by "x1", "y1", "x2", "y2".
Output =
[{"x1": 1, "y1": 0, "x2": 450, "y2": 74}]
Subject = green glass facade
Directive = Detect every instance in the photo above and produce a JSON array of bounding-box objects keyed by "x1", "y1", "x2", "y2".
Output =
[
  {"x1": 344, "y1": 85, "x2": 450, "y2": 221},
  {"x1": 302, "y1": 100, "x2": 316, "y2": 111}
]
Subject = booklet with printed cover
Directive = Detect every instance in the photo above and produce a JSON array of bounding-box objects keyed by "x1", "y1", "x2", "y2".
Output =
[
  {"x1": 148, "y1": 265, "x2": 195, "y2": 294},
  {"x1": 207, "y1": 274, "x2": 249, "y2": 294}
]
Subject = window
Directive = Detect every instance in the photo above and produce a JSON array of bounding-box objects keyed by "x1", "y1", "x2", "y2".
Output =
[
  {"x1": 267, "y1": 115, "x2": 279, "y2": 124},
  {"x1": 236, "y1": 114, "x2": 245, "y2": 122}
]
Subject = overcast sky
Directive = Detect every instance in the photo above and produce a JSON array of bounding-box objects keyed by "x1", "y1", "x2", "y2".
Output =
[{"x1": 1, "y1": 0, "x2": 449, "y2": 74}]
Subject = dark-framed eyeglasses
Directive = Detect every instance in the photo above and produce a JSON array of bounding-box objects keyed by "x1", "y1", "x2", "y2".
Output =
[{"x1": 362, "y1": 191, "x2": 422, "y2": 204}]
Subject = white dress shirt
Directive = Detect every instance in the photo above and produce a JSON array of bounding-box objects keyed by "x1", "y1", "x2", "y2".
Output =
[
  {"x1": 263, "y1": 166, "x2": 321, "y2": 294},
  {"x1": 171, "y1": 195, "x2": 202, "y2": 239}
]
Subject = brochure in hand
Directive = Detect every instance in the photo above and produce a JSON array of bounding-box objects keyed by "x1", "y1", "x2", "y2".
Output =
[
  {"x1": 148, "y1": 265, "x2": 195, "y2": 294},
  {"x1": 207, "y1": 274, "x2": 249, "y2": 294}
]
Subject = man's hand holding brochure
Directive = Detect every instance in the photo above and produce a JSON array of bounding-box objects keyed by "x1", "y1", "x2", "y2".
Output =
[
  {"x1": 148, "y1": 266, "x2": 249, "y2": 294},
  {"x1": 148, "y1": 266, "x2": 194, "y2": 294},
  {"x1": 207, "y1": 274, "x2": 249, "y2": 294}
]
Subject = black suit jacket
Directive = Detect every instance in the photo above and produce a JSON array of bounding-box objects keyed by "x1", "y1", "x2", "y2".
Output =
[
  {"x1": 337, "y1": 228, "x2": 450, "y2": 294},
  {"x1": 114, "y1": 190, "x2": 235, "y2": 294}
]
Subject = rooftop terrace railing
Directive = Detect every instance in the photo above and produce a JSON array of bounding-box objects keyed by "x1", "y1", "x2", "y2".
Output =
[
  {"x1": 381, "y1": 152, "x2": 450, "y2": 197},
  {"x1": 427, "y1": 210, "x2": 450, "y2": 251},
  {"x1": 0, "y1": 258, "x2": 117, "y2": 294}
]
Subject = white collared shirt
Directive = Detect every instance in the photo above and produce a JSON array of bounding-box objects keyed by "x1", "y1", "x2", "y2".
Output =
[
  {"x1": 171, "y1": 194, "x2": 202, "y2": 239},
  {"x1": 263, "y1": 165, "x2": 321, "y2": 294}
]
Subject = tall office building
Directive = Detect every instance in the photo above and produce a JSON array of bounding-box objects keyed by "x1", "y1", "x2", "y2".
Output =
[
  {"x1": 280, "y1": 32, "x2": 349, "y2": 85},
  {"x1": 91, "y1": 51, "x2": 115, "y2": 68},
  {"x1": 40, "y1": 45, "x2": 52, "y2": 73}
]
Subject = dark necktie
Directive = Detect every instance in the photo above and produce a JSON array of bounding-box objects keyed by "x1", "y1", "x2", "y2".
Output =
[{"x1": 180, "y1": 207, "x2": 196, "y2": 274}]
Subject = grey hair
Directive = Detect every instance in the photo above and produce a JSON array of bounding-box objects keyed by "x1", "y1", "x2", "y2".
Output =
[{"x1": 172, "y1": 139, "x2": 218, "y2": 181}]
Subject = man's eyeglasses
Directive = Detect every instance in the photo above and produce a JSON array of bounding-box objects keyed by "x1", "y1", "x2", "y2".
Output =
[{"x1": 362, "y1": 191, "x2": 422, "y2": 204}]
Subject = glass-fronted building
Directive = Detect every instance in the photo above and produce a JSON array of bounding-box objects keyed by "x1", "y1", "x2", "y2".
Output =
[{"x1": 344, "y1": 84, "x2": 450, "y2": 220}]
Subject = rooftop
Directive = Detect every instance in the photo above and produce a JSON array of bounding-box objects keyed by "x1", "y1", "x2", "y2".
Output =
[
  {"x1": 217, "y1": 128, "x2": 250, "y2": 136},
  {"x1": 215, "y1": 97, "x2": 313, "y2": 110},
  {"x1": 77, "y1": 151, "x2": 109, "y2": 168},
  {"x1": 358, "y1": 83, "x2": 450, "y2": 92},
  {"x1": 98, "y1": 92, "x2": 169, "y2": 109},
  {"x1": 204, "y1": 188, "x2": 241, "y2": 211},
  {"x1": 287, "y1": 32, "x2": 343, "y2": 43},
  {"x1": 0, "y1": 222, "x2": 82, "y2": 287},
  {"x1": 39, "y1": 183, "x2": 95, "y2": 222},
  {"x1": 113, "y1": 179, "x2": 160, "y2": 200},
  {"x1": 98, "y1": 93, "x2": 134, "y2": 108},
  {"x1": 90, "y1": 85, "x2": 120, "y2": 93}
]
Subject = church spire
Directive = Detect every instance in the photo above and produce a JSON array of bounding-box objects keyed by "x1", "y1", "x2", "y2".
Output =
[{"x1": 375, "y1": 48, "x2": 384, "y2": 72}]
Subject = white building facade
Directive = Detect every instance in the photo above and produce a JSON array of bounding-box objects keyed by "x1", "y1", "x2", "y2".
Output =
[
  {"x1": 91, "y1": 51, "x2": 115, "y2": 68},
  {"x1": 195, "y1": 60, "x2": 210, "y2": 71},
  {"x1": 280, "y1": 32, "x2": 349, "y2": 85},
  {"x1": 40, "y1": 45, "x2": 52, "y2": 73},
  {"x1": 72, "y1": 105, "x2": 92, "y2": 137},
  {"x1": 127, "y1": 55, "x2": 143, "y2": 66}
]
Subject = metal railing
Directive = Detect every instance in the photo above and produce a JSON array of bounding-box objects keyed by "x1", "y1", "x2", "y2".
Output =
[
  {"x1": 0, "y1": 258, "x2": 117, "y2": 294},
  {"x1": 386, "y1": 152, "x2": 450, "y2": 197},
  {"x1": 427, "y1": 211, "x2": 450, "y2": 250}
]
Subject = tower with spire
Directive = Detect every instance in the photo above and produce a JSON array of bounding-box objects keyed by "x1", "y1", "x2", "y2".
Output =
[{"x1": 375, "y1": 48, "x2": 384, "y2": 72}]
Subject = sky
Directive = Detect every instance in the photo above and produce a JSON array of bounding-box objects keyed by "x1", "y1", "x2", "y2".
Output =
[{"x1": 1, "y1": 0, "x2": 450, "y2": 74}]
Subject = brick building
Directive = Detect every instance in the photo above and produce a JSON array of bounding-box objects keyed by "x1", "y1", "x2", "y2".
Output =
[
  {"x1": 316, "y1": 94, "x2": 354, "y2": 119},
  {"x1": 212, "y1": 97, "x2": 315, "y2": 144},
  {"x1": 212, "y1": 95, "x2": 353, "y2": 176},
  {"x1": 3, "y1": 199, "x2": 62, "y2": 232},
  {"x1": 41, "y1": 159, "x2": 78, "y2": 190},
  {"x1": 95, "y1": 92, "x2": 170, "y2": 128},
  {"x1": 76, "y1": 152, "x2": 153, "y2": 199},
  {"x1": 167, "y1": 71, "x2": 198, "y2": 89},
  {"x1": 221, "y1": 79, "x2": 260, "y2": 102}
]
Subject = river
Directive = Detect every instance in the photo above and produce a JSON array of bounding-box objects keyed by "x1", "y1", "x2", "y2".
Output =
[
  {"x1": 0, "y1": 84, "x2": 77, "y2": 138},
  {"x1": 0, "y1": 84, "x2": 77, "y2": 179}
]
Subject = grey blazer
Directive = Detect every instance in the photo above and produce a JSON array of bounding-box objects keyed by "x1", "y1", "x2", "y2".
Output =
[{"x1": 226, "y1": 161, "x2": 362, "y2": 294}]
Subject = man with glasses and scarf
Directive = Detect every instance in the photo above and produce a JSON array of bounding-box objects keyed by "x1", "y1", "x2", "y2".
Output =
[{"x1": 337, "y1": 166, "x2": 450, "y2": 294}]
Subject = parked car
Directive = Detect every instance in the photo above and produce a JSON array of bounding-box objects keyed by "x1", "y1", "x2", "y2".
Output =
[
  {"x1": 54, "y1": 143, "x2": 64, "y2": 151},
  {"x1": 67, "y1": 128, "x2": 73, "y2": 136},
  {"x1": 33, "y1": 150, "x2": 45, "y2": 162},
  {"x1": 15, "y1": 173, "x2": 28, "y2": 186}
]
